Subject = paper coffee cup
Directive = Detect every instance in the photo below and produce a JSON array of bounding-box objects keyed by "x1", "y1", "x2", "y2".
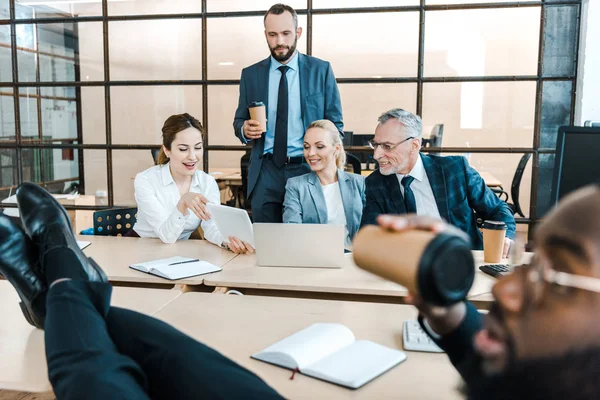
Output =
[
  {"x1": 482, "y1": 221, "x2": 507, "y2": 263},
  {"x1": 248, "y1": 101, "x2": 267, "y2": 133},
  {"x1": 353, "y1": 225, "x2": 474, "y2": 306}
]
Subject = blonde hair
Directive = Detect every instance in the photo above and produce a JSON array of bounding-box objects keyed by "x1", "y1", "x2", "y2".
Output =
[{"x1": 306, "y1": 120, "x2": 346, "y2": 169}]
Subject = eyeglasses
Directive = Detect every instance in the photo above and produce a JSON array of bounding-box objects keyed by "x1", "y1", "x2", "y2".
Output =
[
  {"x1": 367, "y1": 136, "x2": 416, "y2": 152},
  {"x1": 517, "y1": 257, "x2": 600, "y2": 313}
]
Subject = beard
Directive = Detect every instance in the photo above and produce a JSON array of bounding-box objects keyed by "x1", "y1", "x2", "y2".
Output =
[{"x1": 269, "y1": 36, "x2": 298, "y2": 63}]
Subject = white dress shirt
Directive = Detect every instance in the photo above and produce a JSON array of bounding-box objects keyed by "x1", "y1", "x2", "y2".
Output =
[
  {"x1": 132, "y1": 163, "x2": 224, "y2": 245},
  {"x1": 396, "y1": 155, "x2": 442, "y2": 219},
  {"x1": 321, "y1": 181, "x2": 351, "y2": 249}
]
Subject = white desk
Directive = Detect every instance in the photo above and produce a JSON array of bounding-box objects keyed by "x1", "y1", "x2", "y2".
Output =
[
  {"x1": 78, "y1": 235, "x2": 237, "y2": 286},
  {"x1": 0, "y1": 281, "x2": 182, "y2": 392},
  {"x1": 203, "y1": 251, "x2": 529, "y2": 303},
  {"x1": 155, "y1": 292, "x2": 462, "y2": 399}
]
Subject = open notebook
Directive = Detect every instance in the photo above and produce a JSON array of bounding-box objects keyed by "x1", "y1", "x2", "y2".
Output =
[
  {"x1": 129, "y1": 256, "x2": 221, "y2": 280},
  {"x1": 252, "y1": 323, "x2": 406, "y2": 389}
]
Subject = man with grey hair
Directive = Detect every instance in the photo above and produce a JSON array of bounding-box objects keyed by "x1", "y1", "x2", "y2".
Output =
[{"x1": 360, "y1": 108, "x2": 515, "y2": 254}]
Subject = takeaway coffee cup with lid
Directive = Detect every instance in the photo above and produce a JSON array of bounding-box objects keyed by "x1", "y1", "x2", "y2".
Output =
[
  {"x1": 248, "y1": 101, "x2": 267, "y2": 133},
  {"x1": 353, "y1": 225, "x2": 475, "y2": 306},
  {"x1": 482, "y1": 220, "x2": 507, "y2": 263}
]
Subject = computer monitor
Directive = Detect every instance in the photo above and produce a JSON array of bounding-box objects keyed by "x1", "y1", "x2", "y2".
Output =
[
  {"x1": 342, "y1": 131, "x2": 354, "y2": 147},
  {"x1": 551, "y1": 126, "x2": 600, "y2": 206},
  {"x1": 351, "y1": 134, "x2": 375, "y2": 165}
]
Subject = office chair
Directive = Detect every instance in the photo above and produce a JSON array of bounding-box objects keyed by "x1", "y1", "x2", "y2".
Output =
[
  {"x1": 93, "y1": 207, "x2": 137, "y2": 236},
  {"x1": 422, "y1": 124, "x2": 444, "y2": 154},
  {"x1": 345, "y1": 153, "x2": 361, "y2": 174},
  {"x1": 491, "y1": 153, "x2": 531, "y2": 218},
  {"x1": 150, "y1": 148, "x2": 160, "y2": 165}
]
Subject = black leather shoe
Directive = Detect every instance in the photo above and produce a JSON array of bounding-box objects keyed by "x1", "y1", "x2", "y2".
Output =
[
  {"x1": 16, "y1": 182, "x2": 107, "y2": 284},
  {"x1": 0, "y1": 214, "x2": 46, "y2": 328}
]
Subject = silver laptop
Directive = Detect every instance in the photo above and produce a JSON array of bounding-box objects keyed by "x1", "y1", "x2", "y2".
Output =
[{"x1": 253, "y1": 223, "x2": 345, "y2": 268}]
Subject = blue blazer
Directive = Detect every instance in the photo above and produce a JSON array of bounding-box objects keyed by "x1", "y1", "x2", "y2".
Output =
[
  {"x1": 360, "y1": 154, "x2": 516, "y2": 249},
  {"x1": 233, "y1": 53, "x2": 344, "y2": 196},
  {"x1": 283, "y1": 170, "x2": 366, "y2": 240}
]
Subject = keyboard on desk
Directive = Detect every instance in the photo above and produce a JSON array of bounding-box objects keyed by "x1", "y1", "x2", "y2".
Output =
[
  {"x1": 403, "y1": 320, "x2": 444, "y2": 353},
  {"x1": 479, "y1": 264, "x2": 513, "y2": 278}
]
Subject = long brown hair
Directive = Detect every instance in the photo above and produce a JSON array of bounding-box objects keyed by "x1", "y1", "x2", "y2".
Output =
[{"x1": 157, "y1": 113, "x2": 204, "y2": 165}]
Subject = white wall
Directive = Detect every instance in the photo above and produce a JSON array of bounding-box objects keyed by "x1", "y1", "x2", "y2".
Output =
[{"x1": 575, "y1": 0, "x2": 600, "y2": 125}]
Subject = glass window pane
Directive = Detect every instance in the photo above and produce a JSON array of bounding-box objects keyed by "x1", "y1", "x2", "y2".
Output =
[
  {"x1": 18, "y1": 22, "x2": 103, "y2": 83},
  {"x1": 110, "y1": 86, "x2": 203, "y2": 145},
  {"x1": 422, "y1": 82, "x2": 536, "y2": 148},
  {"x1": 40, "y1": 86, "x2": 78, "y2": 141},
  {"x1": 313, "y1": 12, "x2": 419, "y2": 78},
  {"x1": 112, "y1": 150, "x2": 157, "y2": 206},
  {"x1": 81, "y1": 87, "x2": 105, "y2": 145},
  {"x1": 109, "y1": 0, "x2": 202, "y2": 16},
  {"x1": 208, "y1": 85, "x2": 240, "y2": 146},
  {"x1": 15, "y1": 2, "x2": 87, "y2": 19},
  {"x1": 542, "y1": 5, "x2": 578, "y2": 77},
  {"x1": 540, "y1": 80, "x2": 572, "y2": 149},
  {"x1": 109, "y1": 20, "x2": 202, "y2": 81},
  {"x1": 82, "y1": 149, "x2": 107, "y2": 197},
  {"x1": 78, "y1": 22, "x2": 104, "y2": 82},
  {"x1": 0, "y1": 93, "x2": 14, "y2": 140},
  {"x1": 444, "y1": 152, "x2": 532, "y2": 218},
  {"x1": 207, "y1": 15, "x2": 307, "y2": 80},
  {"x1": 0, "y1": 149, "x2": 17, "y2": 194},
  {"x1": 0, "y1": 0, "x2": 8, "y2": 18},
  {"x1": 208, "y1": 0, "x2": 305, "y2": 12},
  {"x1": 21, "y1": 147, "x2": 79, "y2": 188},
  {"x1": 339, "y1": 83, "x2": 417, "y2": 135},
  {"x1": 427, "y1": 0, "x2": 536, "y2": 4},
  {"x1": 314, "y1": 0, "x2": 418, "y2": 7},
  {"x1": 16, "y1": 24, "x2": 36, "y2": 82},
  {"x1": 19, "y1": 88, "x2": 38, "y2": 139},
  {"x1": 0, "y1": 24, "x2": 11, "y2": 82},
  {"x1": 424, "y1": 8, "x2": 540, "y2": 77}
]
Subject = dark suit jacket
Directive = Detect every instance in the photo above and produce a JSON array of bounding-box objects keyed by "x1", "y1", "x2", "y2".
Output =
[
  {"x1": 360, "y1": 154, "x2": 516, "y2": 249},
  {"x1": 418, "y1": 302, "x2": 484, "y2": 387},
  {"x1": 233, "y1": 53, "x2": 343, "y2": 197}
]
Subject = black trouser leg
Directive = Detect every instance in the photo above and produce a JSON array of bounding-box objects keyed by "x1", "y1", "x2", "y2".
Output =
[
  {"x1": 45, "y1": 281, "x2": 149, "y2": 400},
  {"x1": 105, "y1": 307, "x2": 283, "y2": 400},
  {"x1": 251, "y1": 158, "x2": 311, "y2": 223}
]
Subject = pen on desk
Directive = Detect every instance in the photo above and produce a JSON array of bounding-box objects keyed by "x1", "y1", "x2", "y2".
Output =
[{"x1": 168, "y1": 259, "x2": 200, "y2": 266}]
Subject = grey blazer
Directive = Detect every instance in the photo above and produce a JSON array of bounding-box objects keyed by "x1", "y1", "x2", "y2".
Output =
[{"x1": 283, "y1": 170, "x2": 366, "y2": 240}]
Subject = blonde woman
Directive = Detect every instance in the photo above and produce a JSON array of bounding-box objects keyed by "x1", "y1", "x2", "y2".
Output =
[{"x1": 283, "y1": 120, "x2": 366, "y2": 248}]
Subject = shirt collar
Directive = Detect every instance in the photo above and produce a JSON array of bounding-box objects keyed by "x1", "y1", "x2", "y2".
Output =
[
  {"x1": 160, "y1": 162, "x2": 201, "y2": 188},
  {"x1": 396, "y1": 155, "x2": 425, "y2": 182},
  {"x1": 270, "y1": 51, "x2": 299, "y2": 73}
]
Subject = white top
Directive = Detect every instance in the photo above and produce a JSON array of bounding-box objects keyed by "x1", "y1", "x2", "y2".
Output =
[
  {"x1": 132, "y1": 163, "x2": 224, "y2": 245},
  {"x1": 396, "y1": 156, "x2": 442, "y2": 220},
  {"x1": 321, "y1": 182, "x2": 351, "y2": 249}
]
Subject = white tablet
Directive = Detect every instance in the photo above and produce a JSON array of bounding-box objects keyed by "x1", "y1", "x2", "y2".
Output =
[{"x1": 206, "y1": 203, "x2": 255, "y2": 247}]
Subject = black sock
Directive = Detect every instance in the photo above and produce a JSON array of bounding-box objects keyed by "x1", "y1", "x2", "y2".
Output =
[{"x1": 44, "y1": 247, "x2": 87, "y2": 285}]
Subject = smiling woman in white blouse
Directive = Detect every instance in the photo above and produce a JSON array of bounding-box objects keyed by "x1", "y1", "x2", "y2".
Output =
[
  {"x1": 131, "y1": 113, "x2": 253, "y2": 254},
  {"x1": 283, "y1": 120, "x2": 365, "y2": 249}
]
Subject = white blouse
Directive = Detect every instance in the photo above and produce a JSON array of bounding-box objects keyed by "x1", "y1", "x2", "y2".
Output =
[
  {"x1": 132, "y1": 163, "x2": 224, "y2": 245},
  {"x1": 320, "y1": 181, "x2": 351, "y2": 249}
]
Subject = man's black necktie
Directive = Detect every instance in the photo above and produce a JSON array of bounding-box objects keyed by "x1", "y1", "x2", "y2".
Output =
[
  {"x1": 273, "y1": 65, "x2": 290, "y2": 168},
  {"x1": 401, "y1": 176, "x2": 417, "y2": 214}
]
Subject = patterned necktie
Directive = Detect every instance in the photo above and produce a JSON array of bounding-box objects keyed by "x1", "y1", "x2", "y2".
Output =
[
  {"x1": 401, "y1": 175, "x2": 417, "y2": 214},
  {"x1": 273, "y1": 65, "x2": 290, "y2": 168}
]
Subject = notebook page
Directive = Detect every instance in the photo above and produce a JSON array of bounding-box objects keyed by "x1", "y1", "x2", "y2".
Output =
[
  {"x1": 152, "y1": 261, "x2": 221, "y2": 280},
  {"x1": 129, "y1": 256, "x2": 192, "y2": 273},
  {"x1": 303, "y1": 340, "x2": 406, "y2": 389},
  {"x1": 252, "y1": 323, "x2": 355, "y2": 370}
]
